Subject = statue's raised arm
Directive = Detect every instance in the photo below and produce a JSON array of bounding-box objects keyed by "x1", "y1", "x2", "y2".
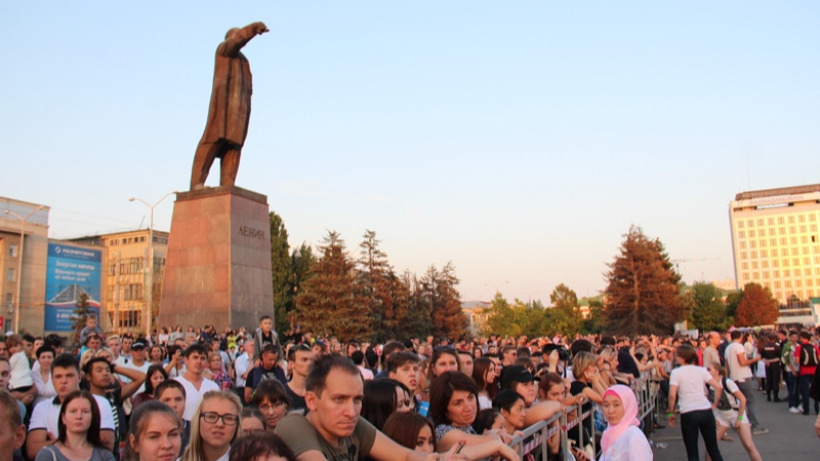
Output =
[{"x1": 190, "y1": 22, "x2": 269, "y2": 190}]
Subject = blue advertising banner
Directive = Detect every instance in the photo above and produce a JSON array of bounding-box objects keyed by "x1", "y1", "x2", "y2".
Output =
[{"x1": 44, "y1": 243, "x2": 102, "y2": 331}]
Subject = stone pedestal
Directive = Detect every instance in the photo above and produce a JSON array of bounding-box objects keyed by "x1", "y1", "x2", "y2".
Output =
[{"x1": 158, "y1": 186, "x2": 273, "y2": 330}]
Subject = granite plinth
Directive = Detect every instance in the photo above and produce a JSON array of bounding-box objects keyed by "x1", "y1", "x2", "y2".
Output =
[{"x1": 158, "y1": 186, "x2": 273, "y2": 330}]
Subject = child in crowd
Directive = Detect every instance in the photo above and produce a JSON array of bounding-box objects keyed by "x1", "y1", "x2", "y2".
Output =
[
  {"x1": 6, "y1": 335, "x2": 34, "y2": 396},
  {"x1": 79, "y1": 314, "x2": 103, "y2": 346}
]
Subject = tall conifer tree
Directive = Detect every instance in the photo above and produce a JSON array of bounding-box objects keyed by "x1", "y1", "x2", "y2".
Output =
[{"x1": 604, "y1": 226, "x2": 682, "y2": 335}]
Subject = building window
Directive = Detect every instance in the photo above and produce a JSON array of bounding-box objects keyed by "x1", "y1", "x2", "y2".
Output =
[
  {"x1": 769, "y1": 229, "x2": 776, "y2": 236},
  {"x1": 749, "y1": 230, "x2": 756, "y2": 238},
  {"x1": 740, "y1": 242, "x2": 746, "y2": 249},
  {"x1": 752, "y1": 272, "x2": 759, "y2": 279},
  {"x1": 6, "y1": 269, "x2": 14, "y2": 282},
  {"x1": 739, "y1": 231, "x2": 746, "y2": 239},
  {"x1": 795, "y1": 269, "x2": 802, "y2": 276},
  {"x1": 752, "y1": 261, "x2": 758, "y2": 269},
  {"x1": 4, "y1": 293, "x2": 12, "y2": 307},
  {"x1": 742, "y1": 262, "x2": 748, "y2": 270},
  {"x1": 9, "y1": 244, "x2": 17, "y2": 258},
  {"x1": 741, "y1": 252, "x2": 748, "y2": 260},
  {"x1": 788, "y1": 216, "x2": 795, "y2": 224},
  {"x1": 762, "y1": 261, "x2": 769, "y2": 268},
  {"x1": 768, "y1": 218, "x2": 775, "y2": 225},
  {"x1": 799, "y1": 215, "x2": 806, "y2": 223},
  {"x1": 763, "y1": 271, "x2": 770, "y2": 279},
  {"x1": 751, "y1": 251, "x2": 758, "y2": 258}
]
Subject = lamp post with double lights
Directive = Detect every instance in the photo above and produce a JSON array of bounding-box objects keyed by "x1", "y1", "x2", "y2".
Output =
[
  {"x1": 3, "y1": 205, "x2": 45, "y2": 333},
  {"x1": 129, "y1": 191, "x2": 177, "y2": 338}
]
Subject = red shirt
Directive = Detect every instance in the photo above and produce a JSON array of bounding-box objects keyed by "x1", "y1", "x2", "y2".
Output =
[{"x1": 794, "y1": 342, "x2": 819, "y2": 377}]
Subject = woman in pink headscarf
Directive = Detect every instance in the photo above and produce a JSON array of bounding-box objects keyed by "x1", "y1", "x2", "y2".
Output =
[{"x1": 599, "y1": 385, "x2": 653, "y2": 461}]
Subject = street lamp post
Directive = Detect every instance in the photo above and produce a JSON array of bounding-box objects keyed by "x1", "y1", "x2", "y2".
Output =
[
  {"x1": 4, "y1": 206, "x2": 45, "y2": 333},
  {"x1": 129, "y1": 191, "x2": 177, "y2": 338}
]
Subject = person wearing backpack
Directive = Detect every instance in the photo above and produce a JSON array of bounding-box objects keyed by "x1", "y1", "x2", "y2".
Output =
[
  {"x1": 794, "y1": 331, "x2": 820, "y2": 416},
  {"x1": 706, "y1": 362, "x2": 763, "y2": 461}
]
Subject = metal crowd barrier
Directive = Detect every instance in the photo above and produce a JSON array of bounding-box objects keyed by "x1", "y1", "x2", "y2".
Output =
[{"x1": 509, "y1": 372, "x2": 658, "y2": 460}]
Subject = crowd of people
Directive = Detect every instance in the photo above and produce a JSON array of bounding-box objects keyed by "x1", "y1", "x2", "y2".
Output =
[{"x1": 1, "y1": 313, "x2": 820, "y2": 461}]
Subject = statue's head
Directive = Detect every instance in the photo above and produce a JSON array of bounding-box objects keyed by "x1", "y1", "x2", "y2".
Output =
[{"x1": 225, "y1": 27, "x2": 240, "y2": 39}]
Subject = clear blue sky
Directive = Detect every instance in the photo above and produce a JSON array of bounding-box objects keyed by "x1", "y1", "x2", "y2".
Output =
[{"x1": 2, "y1": 2, "x2": 818, "y2": 302}]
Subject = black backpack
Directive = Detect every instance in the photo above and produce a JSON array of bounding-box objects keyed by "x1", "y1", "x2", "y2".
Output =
[
  {"x1": 800, "y1": 344, "x2": 819, "y2": 367},
  {"x1": 709, "y1": 377, "x2": 734, "y2": 411}
]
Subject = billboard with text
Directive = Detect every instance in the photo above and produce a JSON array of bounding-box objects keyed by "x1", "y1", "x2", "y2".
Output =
[{"x1": 44, "y1": 243, "x2": 102, "y2": 331}]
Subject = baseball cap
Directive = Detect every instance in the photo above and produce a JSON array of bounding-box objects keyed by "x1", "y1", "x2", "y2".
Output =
[
  {"x1": 500, "y1": 365, "x2": 539, "y2": 388},
  {"x1": 132, "y1": 340, "x2": 147, "y2": 349}
]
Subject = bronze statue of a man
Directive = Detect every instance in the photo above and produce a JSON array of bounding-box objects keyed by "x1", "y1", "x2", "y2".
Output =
[{"x1": 190, "y1": 22, "x2": 269, "y2": 190}]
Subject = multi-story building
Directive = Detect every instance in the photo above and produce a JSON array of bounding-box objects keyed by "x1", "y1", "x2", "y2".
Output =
[
  {"x1": 729, "y1": 184, "x2": 820, "y2": 303},
  {"x1": 0, "y1": 197, "x2": 50, "y2": 334},
  {"x1": 69, "y1": 229, "x2": 169, "y2": 333}
]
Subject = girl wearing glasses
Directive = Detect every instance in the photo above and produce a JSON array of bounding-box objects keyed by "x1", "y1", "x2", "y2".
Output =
[{"x1": 183, "y1": 390, "x2": 242, "y2": 461}]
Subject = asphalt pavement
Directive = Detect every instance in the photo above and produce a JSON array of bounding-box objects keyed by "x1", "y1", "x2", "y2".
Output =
[{"x1": 651, "y1": 391, "x2": 820, "y2": 460}]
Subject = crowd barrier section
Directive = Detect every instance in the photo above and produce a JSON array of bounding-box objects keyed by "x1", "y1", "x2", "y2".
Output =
[{"x1": 509, "y1": 371, "x2": 657, "y2": 460}]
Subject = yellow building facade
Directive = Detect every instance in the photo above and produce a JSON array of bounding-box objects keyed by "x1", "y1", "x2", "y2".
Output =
[
  {"x1": 729, "y1": 184, "x2": 820, "y2": 303},
  {"x1": 70, "y1": 229, "x2": 168, "y2": 333}
]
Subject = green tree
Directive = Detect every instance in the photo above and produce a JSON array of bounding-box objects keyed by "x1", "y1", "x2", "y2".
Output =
[
  {"x1": 688, "y1": 282, "x2": 728, "y2": 331},
  {"x1": 270, "y1": 212, "x2": 293, "y2": 333},
  {"x1": 71, "y1": 293, "x2": 92, "y2": 345},
  {"x1": 404, "y1": 273, "x2": 434, "y2": 338},
  {"x1": 426, "y1": 263, "x2": 468, "y2": 340},
  {"x1": 735, "y1": 282, "x2": 779, "y2": 326},
  {"x1": 604, "y1": 226, "x2": 683, "y2": 336},
  {"x1": 583, "y1": 299, "x2": 605, "y2": 334},
  {"x1": 355, "y1": 230, "x2": 394, "y2": 342},
  {"x1": 725, "y1": 290, "x2": 743, "y2": 321},
  {"x1": 549, "y1": 284, "x2": 584, "y2": 338},
  {"x1": 292, "y1": 231, "x2": 369, "y2": 339},
  {"x1": 484, "y1": 293, "x2": 518, "y2": 336}
]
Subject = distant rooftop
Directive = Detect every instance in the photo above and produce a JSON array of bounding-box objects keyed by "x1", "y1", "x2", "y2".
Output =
[{"x1": 735, "y1": 184, "x2": 820, "y2": 201}]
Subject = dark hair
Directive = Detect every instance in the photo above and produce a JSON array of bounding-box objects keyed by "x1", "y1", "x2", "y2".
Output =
[
  {"x1": 58, "y1": 390, "x2": 103, "y2": 446},
  {"x1": 386, "y1": 351, "x2": 421, "y2": 373},
  {"x1": 144, "y1": 365, "x2": 169, "y2": 396},
  {"x1": 428, "y1": 371, "x2": 479, "y2": 427},
  {"x1": 800, "y1": 331, "x2": 812, "y2": 341},
  {"x1": 259, "y1": 315, "x2": 272, "y2": 322},
  {"x1": 229, "y1": 431, "x2": 296, "y2": 461},
  {"x1": 183, "y1": 343, "x2": 209, "y2": 358},
  {"x1": 492, "y1": 389, "x2": 524, "y2": 413},
  {"x1": 361, "y1": 379, "x2": 403, "y2": 431},
  {"x1": 305, "y1": 355, "x2": 362, "y2": 395},
  {"x1": 124, "y1": 400, "x2": 181, "y2": 461},
  {"x1": 287, "y1": 343, "x2": 311, "y2": 362},
  {"x1": 382, "y1": 411, "x2": 437, "y2": 452},
  {"x1": 149, "y1": 345, "x2": 166, "y2": 360},
  {"x1": 472, "y1": 357, "x2": 497, "y2": 400},
  {"x1": 538, "y1": 372, "x2": 565, "y2": 401},
  {"x1": 473, "y1": 408, "x2": 501, "y2": 434},
  {"x1": 83, "y1": 356, "x2": 112, "y2": 375},
  {"x1": 251, "y1": 379, "x2": 290, "y2": 409},
  {"x1": 676, "y1": 344, "x2": 698, "y2": 364},
  {"x1": 36, "y1": 345, "x2": 56, "y2": 359},
  {"x1": 380, "y1": 341, "x2": 407, "y2": 368},
  {"x1": 569, "y1": 339, "x2": 594, "y2": 357},
  {"x1": 427, "y1": 347, "x2": 460, "y2": 381},
  {"x1": 155, "y1": 379, "x2": 187, "y2": 400},
  {"x1": 23, "y1": 333, "x2": 35, "y2": 343},
  {"x1": 351, "y1": 350, "x2": 365, "y2": 365},
  {"x1": 730, "y1": 330, "x2": 742, "y2": 340},
  {"x1": 260, "y1": 344, "x2": 279, "y2": 357},
  {"x1": 0, "y1": 390, "x2": 22, "y2": 428},
  {"x1": 52, "y1": 353, "x2": 80, "y2": 374},
  {"x1": 240, "y1": 407, "x2": 267, "y2": 430}
]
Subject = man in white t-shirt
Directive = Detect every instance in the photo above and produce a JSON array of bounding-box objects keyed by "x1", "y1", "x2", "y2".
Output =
[
  {"x1": 173, "y1": 343, "x2": 219, "y2": 421},
  {"x1": 724, "y1": 330, "x2": 765, "y2": 434},
  {"x1": 234, "y1": 340, "x2": 254, "y2": 388},
  {"x1": 26, "y1": 353, "x2": 116, "y2": 459}
]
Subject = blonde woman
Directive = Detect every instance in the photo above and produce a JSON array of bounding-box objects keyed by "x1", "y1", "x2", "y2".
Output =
[{"x1": 182, "y1": 390, "x2": 242, "y2": 461}]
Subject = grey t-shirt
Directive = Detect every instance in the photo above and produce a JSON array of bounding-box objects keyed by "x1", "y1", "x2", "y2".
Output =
[
  {"x1": 35, "y1": 445, "x2": 115, "y2": 461},
  {"x1": 276, "y1": 414, "x2": 377, "y2": 460}
]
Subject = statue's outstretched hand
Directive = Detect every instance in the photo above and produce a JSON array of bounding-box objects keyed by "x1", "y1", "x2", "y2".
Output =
[{"x1": 254, "y1": 22, "x2": 270, "y2": 35}]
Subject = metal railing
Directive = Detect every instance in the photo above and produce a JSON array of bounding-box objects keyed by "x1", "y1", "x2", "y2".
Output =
[{"x1": 509, "y1": 372, "x2": 658, "y2": 460}]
